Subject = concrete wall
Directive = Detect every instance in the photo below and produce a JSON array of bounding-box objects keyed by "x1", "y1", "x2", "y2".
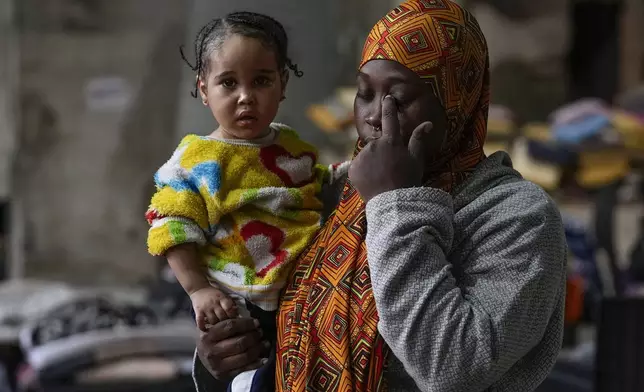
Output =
[
  {"x1": 14, "y1": 0, "x2": 189, "y2": 284},
  {"x1": 0, "y1": 0, "x2": 17, "y2": 200},
  {"x1": 469, "y1": 0, "x2": 570, "y2": 121}
]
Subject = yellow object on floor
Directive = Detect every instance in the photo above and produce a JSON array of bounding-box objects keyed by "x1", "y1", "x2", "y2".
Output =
[
  {"x1": 613, "y1": 110, "x2": 644, "y2": 152},
  {"x1": 576, "y1": 149, "x2": 630, "y2": 189}
]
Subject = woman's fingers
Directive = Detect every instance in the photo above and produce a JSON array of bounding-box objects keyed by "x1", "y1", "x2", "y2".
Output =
[
  {"x1": 197, "y1": 318, "x2": 264, "y2": 380},
  {"x1": 380, "y1": 95, "x2": 401, "y2": 144},
  {"x1": 408, "y1": 121, "x2": 433, "y2": 164},
  {"x1": 210, "y1": 329, "x2": 264, "y2": 358},
  {"x1": 210, "y1": 340, "x2": 264, "y2": 380},
  {"x1": 204, "y1": 317, "x2": 261, "y2": 344}
]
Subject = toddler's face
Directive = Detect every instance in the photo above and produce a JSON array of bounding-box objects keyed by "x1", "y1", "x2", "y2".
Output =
[{"x1": 199, "y1": 34, "x2": 286, "y2": 140}]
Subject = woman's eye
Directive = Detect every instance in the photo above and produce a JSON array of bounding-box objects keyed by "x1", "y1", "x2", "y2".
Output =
[
  {"x1": 391, "y1": 94, "x2": 410, "y2": 107},
  {"x1": 356, "y1": 90, "x2": 374, "y2": 100},
  {"x1": 221, "y1": 79, "x2": 237, "y2": 88}
]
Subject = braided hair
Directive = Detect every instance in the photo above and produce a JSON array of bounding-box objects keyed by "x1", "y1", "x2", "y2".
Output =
[{"x1": 180, "y1": 11, "x2": 303, "y2": 98}]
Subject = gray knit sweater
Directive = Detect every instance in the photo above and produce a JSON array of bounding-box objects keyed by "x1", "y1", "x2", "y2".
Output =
[{"x1": 192, "y1": 151, "x2": 566, "y2": 391}]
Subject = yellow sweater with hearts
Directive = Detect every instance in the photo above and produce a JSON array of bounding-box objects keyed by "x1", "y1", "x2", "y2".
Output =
[{"x1": 146, "y1": 123, "x2": 348, "y2": 310}]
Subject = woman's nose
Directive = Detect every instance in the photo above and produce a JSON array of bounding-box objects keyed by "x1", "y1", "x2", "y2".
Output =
[{"x1": 365, "y1": 105, "x2": 382, "y2": 130}]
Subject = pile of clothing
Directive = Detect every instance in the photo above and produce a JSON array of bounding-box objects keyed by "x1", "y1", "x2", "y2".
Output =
[
  {"x1": 563, "y1": 215, "x2": 603, "y2": 324},
  {"x1": 23, "y1": 296, "x2": 159, "y2": 348},
  {"x1": 516, "y1": 91, "x2": 644, "y2": 191},
  {"x1": 549, "y1": 99, "x2": 617, "y2": 146}
]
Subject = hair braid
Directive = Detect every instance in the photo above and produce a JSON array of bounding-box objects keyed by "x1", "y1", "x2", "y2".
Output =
[{"x1": 179, "y1": 11, "x2": 303, "y2": 98}]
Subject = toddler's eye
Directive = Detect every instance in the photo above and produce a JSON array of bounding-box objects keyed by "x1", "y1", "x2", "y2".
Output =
[
  {"x1": 255, "y1": 76, "x2": 272, "y2": 86},
  {"x1": 221, "y1": 79, "x2": 237, "y2": 88}
]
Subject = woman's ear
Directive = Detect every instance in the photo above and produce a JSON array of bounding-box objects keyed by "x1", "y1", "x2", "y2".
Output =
[{"x1": 197, "y1": 75, "x2": 208, "y2": 105}]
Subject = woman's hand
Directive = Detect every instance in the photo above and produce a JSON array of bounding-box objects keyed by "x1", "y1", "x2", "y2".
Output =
[
  {"x1": 349, "y1": 95, "x2": 432, "y2": 203},
  {"x1": 196, "y1": 317, "x2": 268, "y2": 381}
]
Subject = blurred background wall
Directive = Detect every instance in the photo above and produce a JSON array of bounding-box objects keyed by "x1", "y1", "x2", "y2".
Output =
[
  {"x1": 0, "y1": 0, "x2": 17, "y2": 203},
  {"x1": 8, "y1": 0, "x2": 190, "y2": 284}
]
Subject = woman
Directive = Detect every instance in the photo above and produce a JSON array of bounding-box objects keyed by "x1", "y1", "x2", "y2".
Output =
[{"x1": 193, "y1": 1, "x2": 566, "y2": 391}]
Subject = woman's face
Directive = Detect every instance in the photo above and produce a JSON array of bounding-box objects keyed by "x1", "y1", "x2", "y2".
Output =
[{"x1": 354, "y1": 60, "x2": 448, "y2": 160}]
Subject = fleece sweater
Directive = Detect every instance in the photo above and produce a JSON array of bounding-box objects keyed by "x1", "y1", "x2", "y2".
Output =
[{"x1": 146, "y1": 123, "x2": 347, "y2": 310}]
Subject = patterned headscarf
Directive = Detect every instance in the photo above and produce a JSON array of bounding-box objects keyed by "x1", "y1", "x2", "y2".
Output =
[
  {"x1": 276, "y1": 1, "x2": 489, "y2": 391},
  {"x1": 362, "y1": 0, "x2": 489, "y2": 191}
]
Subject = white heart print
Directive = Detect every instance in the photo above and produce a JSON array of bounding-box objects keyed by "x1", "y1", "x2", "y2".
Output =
[
  {"x1": 275, "y1": 155, "x2": 313, "y2": 185},
  {"x1": 245, "y1": 234, "x2": 279, "y2": 273}
]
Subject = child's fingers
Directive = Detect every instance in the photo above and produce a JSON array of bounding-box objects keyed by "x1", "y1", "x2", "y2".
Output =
[
  {"x1": 196, "y1": 312, "x2": 208, "y2": 332},
  {"x1": 213, "y1": 306, "x2": 227, "y2": 322},
  {"x1": 209, "y1": 309, "x2": 223, "y2": 325},
  {"x1": 220, "y1": 297, "x2": 239, "y2": 319},
  {"x1": 225, "y1": 306, "x2": 239, "y2": 319}
]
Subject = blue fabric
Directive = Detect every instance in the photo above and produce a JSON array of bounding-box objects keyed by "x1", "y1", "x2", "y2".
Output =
[
  {"x1": 553, "y1": 114, "x2": 610, "y2": 144},
  {"x1": 563, "y1": 216, "x2": 603, "y2": 313},
  {"x1": 526, "y1": 139, "x2": 577, "y2": 165},
  {"x1": 249, "y1": 350, "x2": 276, "y2": 392}
]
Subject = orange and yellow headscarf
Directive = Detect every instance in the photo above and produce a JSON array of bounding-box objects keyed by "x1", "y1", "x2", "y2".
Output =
[
  {"x1": 276, "y1": 1, "x2": 490, "y2": 391},
  {"x1": 361, "y1": 0, "x2": 490, "y2": 191}
]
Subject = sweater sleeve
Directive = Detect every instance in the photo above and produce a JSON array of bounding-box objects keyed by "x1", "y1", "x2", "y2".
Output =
[
  {"x1": 364, "y1": 183, "x2": 566, "y2": 392},
  {"x1": 146, "y1": 141, "x2": 212, "y2": 256}
]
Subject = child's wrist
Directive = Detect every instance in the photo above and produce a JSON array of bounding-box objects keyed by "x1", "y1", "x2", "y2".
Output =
[{"x1": 186, "y1": 280, "x2": 211, "y2": 296}]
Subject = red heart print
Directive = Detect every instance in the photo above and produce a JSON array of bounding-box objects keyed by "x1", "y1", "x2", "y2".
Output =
[{"x1": 259, "y1": 144, "x2": 316, "y2": 187}]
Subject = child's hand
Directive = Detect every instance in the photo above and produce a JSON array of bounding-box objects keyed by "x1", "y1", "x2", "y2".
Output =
[{"x1": 190, "y1": 287, "x2": 238, "y2": 332}]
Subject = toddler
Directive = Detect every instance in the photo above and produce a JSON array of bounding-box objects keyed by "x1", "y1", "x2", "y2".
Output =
[{"x1": 145, "y1": 11, "x2": 347, "y2": 392}]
